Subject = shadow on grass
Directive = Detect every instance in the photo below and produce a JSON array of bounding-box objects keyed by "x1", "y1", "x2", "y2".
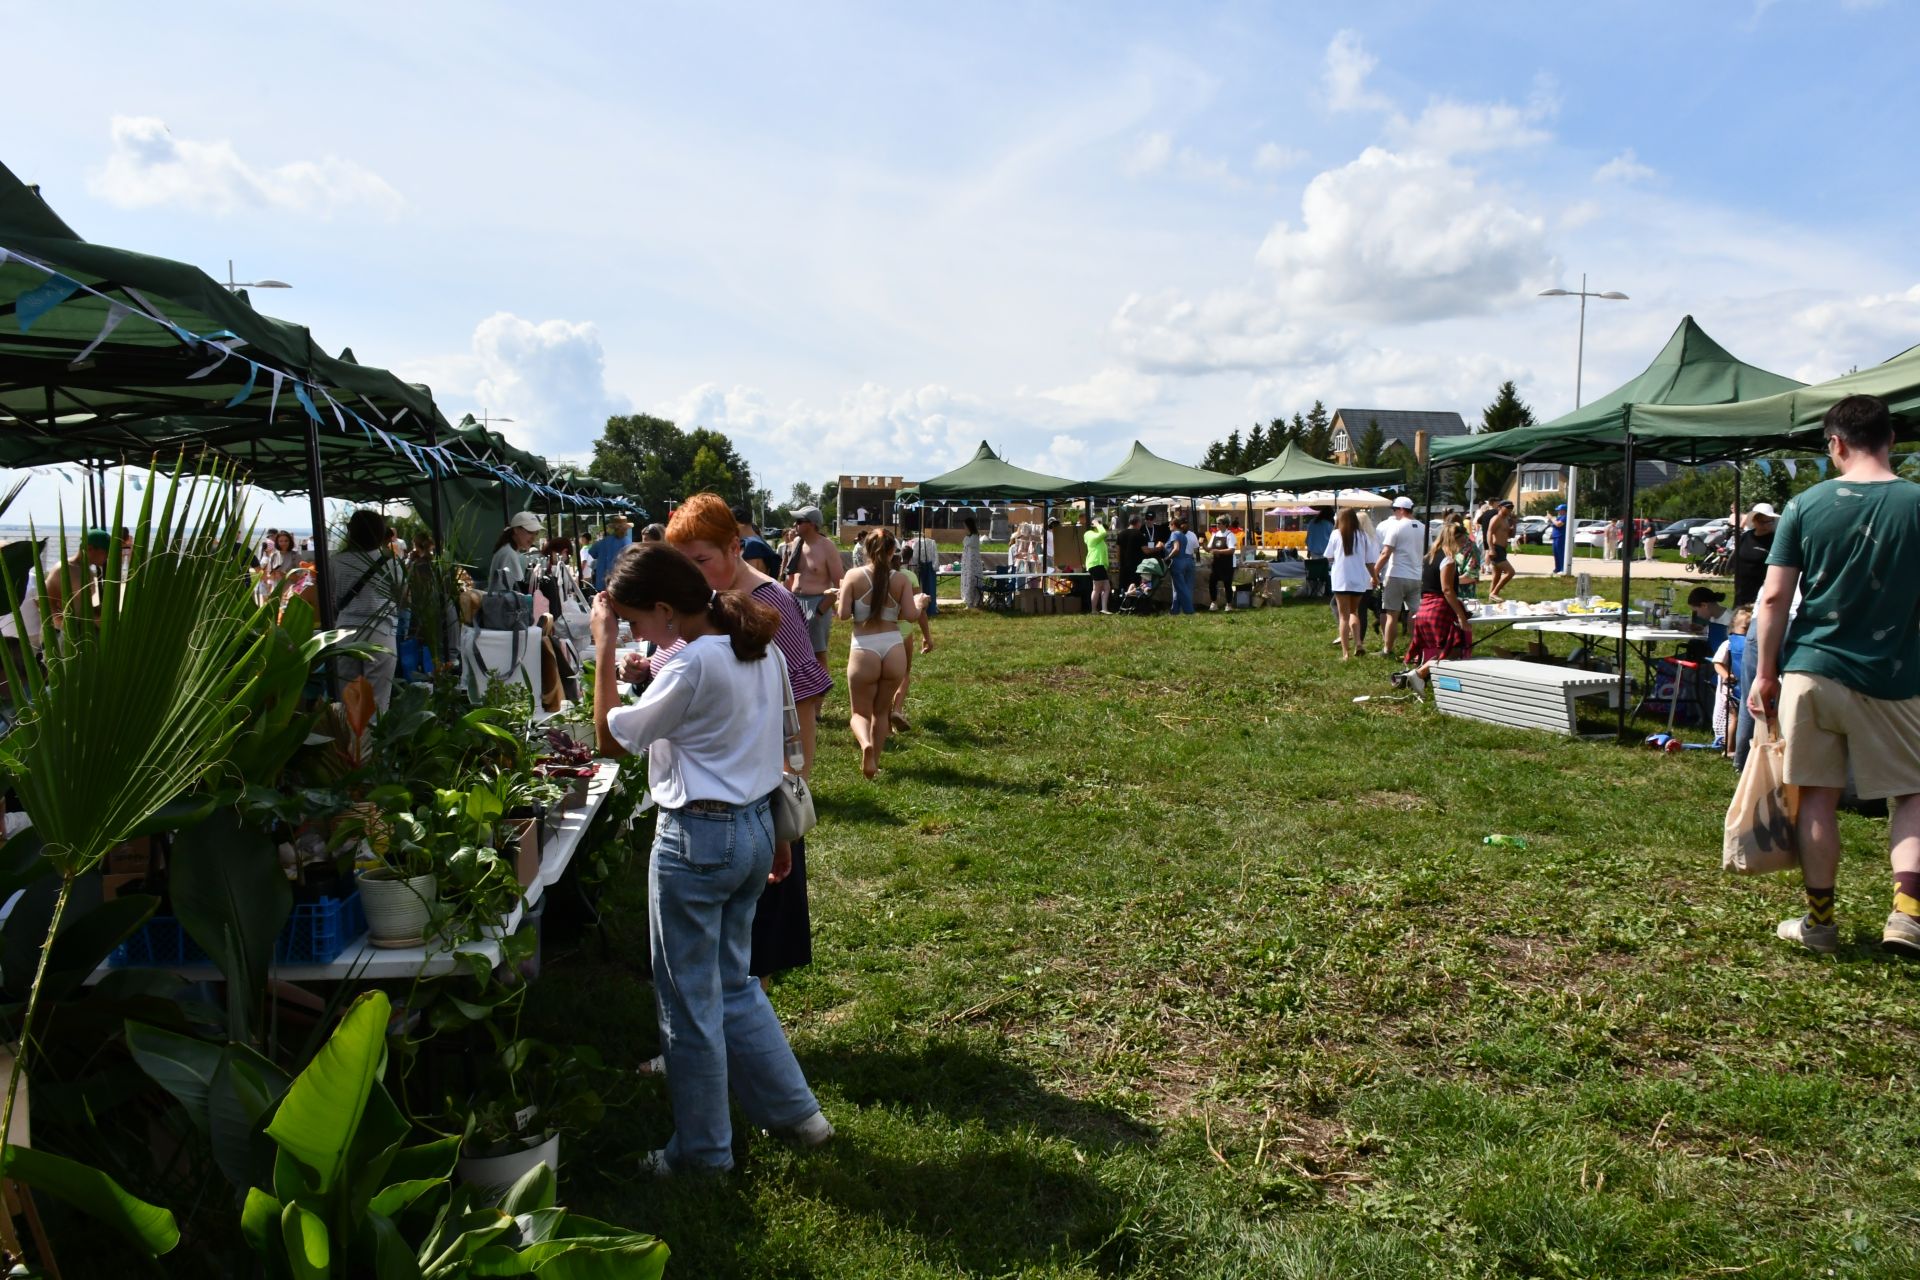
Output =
[
  {"x1": 807, "y1": 1036, "x2": 1154, "y2": 1155},
  {"x1": 880, "y1": 760, "x2": 1060, "y2": 796}
]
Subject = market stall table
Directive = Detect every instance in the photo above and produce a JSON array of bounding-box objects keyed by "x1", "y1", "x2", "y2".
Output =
[{"x1": 82, "y1": 760, "x2": 634, "y2": 985}]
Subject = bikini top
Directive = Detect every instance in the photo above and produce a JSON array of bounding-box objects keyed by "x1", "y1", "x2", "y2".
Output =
[{"x1": 851, "y1": 572, "x2": 901, "y2": 622}]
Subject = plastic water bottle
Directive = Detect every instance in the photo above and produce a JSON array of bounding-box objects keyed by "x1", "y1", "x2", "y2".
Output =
[{"x1": 1482, "y1": 834, "x2": 1528, "y2": 849}]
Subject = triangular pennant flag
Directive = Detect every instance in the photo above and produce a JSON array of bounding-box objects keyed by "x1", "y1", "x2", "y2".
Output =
[
  {"x1": 268, "y1": 370, "x2": 286, "y2": 420},
  {"x1": 71, "y1": 302, "x2": 130, "y2": 366},
  {"x1": 187, "y1": 337, "x2": 245, "y2": 379},
  {"x1": 1754, "y1": 459, "x2": 1772, "y2": 477},
  {"x1": 1781, "y1": 459, "x2": 1796, "y2": 478},
  {"x1": 1817, "y1": 457, "x2": 1830, "y2": 477},
  {"x1": 224, "y1": 361, "x2": 260, "y2": 408},
  {"x1": 292, "y1": 382, "x2": 322, "y2": 423},
  {"x1": 16, "y1": 273, "x2": 82, "y2": 332}
]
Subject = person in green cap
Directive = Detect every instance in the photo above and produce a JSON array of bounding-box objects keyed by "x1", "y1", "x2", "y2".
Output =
[{"x1": 43, "y1": 529, "x2": 112, "y2": 639}]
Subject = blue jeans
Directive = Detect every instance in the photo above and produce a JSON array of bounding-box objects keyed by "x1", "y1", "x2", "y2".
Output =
[
  {"x1": 1168, "y1": 555, "x2": 1195, "y2": 614},
  {"x1": 916, "y1": 560, "x2": 938, "y2": 617},
  {"x1": 650, "y1": 798, "x2": 818, "y2": 1171},
  {"x1": 1734, "y1": 632, "x2": 1762, "y2": 770}
]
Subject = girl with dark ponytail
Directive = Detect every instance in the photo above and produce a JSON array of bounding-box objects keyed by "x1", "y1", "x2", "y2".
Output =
[{"x1": 590, "y1": 541, "x2": 831, "y2": 1175}]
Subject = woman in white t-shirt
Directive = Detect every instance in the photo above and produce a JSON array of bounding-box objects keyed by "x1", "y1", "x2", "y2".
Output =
[
  {"x1": 591, "y1": 542, "x2": 830, "y2": 1175},
  {"x1": 1326, "y1": 507, "x2": 1381, "y2": 660}
]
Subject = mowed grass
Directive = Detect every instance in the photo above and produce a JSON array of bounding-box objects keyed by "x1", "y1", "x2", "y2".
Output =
[{"x1": 526, "y1": 577, "x2": 1920, "y2": 1278}]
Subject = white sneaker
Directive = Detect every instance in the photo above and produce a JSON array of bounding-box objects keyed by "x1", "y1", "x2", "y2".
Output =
[
  {"x1": 780, "y1": 1111, "x2": 835, "y2": 1147},
  {"x1": 1224, "y1": 604, "x2": 1234, "y2": 613},
  {"x1": 1209, "y1": 603, "x2": 1219, "y2": 612},
  {"x1": 1777, "y1": 915, "x2": 1838, "y2": 955}
]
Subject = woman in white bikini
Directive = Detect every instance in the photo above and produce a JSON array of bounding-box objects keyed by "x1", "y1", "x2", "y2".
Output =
[{"x1": 836, "y1": 528, "x2": 929, "y2": 778}]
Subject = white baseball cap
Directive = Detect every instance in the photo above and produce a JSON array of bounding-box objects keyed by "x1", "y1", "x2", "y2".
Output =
[
  {"x1": 1392, "y1": 496, "x2": 1415, "y2": 510},
  {"x1": 507, "y1": 510, "x2": 543, "y2": 533},
  {"x1": 1748, "y1": 502, "x2": 1779, "y2": 519}
]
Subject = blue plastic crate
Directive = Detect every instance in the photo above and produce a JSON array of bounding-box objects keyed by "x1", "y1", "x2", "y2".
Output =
[
  {"x1": 275, "y1": 890, "x2": 366, "y2": 964},
  {"x1": 111, "y1": 890, "x2": 365, "y2": 968}
]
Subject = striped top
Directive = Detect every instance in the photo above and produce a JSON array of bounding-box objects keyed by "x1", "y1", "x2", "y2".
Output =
[{"x1": 647, "y1": 579, "x2": 832, "y2": 702}]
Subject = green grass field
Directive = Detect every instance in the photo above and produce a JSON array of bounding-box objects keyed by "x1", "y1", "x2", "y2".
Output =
[{"x1": 527, "y1": 577, "x2": 1920, "y2": 1278}]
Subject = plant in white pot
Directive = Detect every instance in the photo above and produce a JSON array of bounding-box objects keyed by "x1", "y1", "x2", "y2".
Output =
[
  {"x1": 451, "y1": 1039, "x2": 614, "y2": 1200},
  {"x1": 344, "y1": 804, "x2": 440, "y2": 949}
]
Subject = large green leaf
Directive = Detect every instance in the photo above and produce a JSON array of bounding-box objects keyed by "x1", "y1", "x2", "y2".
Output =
[
  {"x1": 125, "y1": 1021, "x2": 221, "y2": 1131},
  {"x1": 1, "y1": 1144, "x2": 180, "y2": 1256},
  {"x1": 170, "y1": 807, "x2": 292, "y2": 1041},
  {"x1": 281, "y1": 1199, "x2": 331, "y2": 1280},
  {"x1": 0, "y1": 827, "x2": 51, "y2": 901},
  {"x1": 1, "y1": 461, "x2": 272, "y2": 879},
  {"x1": 208, "y1": 1042, "x2": 292, "y2": 1191},
  {"x1": 266, "y1": 990, "x2": 390, "y2": 1196},
  {"x1": 239, "y1": 1186, "x2": 281, "y2": 1260},
  {"x1": 363, "y1": 1209, "x2": 427, "y2": 1280},
  {"x1": 498, "y1": 1161, "x2": 556, "y2": 1217}
]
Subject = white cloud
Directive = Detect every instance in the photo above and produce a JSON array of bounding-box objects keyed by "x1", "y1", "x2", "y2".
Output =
[
  {"x1": 1593, "y1": 149, "x2": 1656, "y2": 184},
  {"x1": 1111, "y1": 288, "x2": 1352, "y2": 375},
  {"x1": 1323, "y1": 30, "x2": 1392, "y2": 114},
  {"x1": 1389, "y1": 97, "x2": 1554, "y2": 158},
  {"x1": 1038, "y1": 367, "x2": 1165, "y2": 417},
  {"x1": 1125, "y1": 131, "x2": 1245, "y2": 187},
  {"x1": 1124, "y1": 131, "x2": 1175, "y2": 177},
  {"x1": 88, "y1": 116, "x2": 402, "y2": 217},
  {"x1": 1254, "y1": 142, "x2": 1308, "y2": 173},
  {"x1": 404, "y1": 313, "x2": 628, "y2": 453},
  {"x1": 1255, "y1": 147, "x2": 1552, "y2": 323}
]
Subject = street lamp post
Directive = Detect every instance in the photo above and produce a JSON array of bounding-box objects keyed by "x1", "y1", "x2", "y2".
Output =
[
  {"x1": 1538, "y1": 274, "x2": 1628, "y2": 571},
  {"x1": 223, "y1": 260, "x2": 292, "y2": 293}
]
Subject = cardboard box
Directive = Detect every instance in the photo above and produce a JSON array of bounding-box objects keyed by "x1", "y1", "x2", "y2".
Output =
[
  {"x1": 502, "y1": 817, "x2": 541, "y2": 888},
  {"x1": 104, "y1": 838, "x2": 152, "y2": 875},
  {"x1": 1056, "y1": 596, "x2": 1082, "y2": 615}
]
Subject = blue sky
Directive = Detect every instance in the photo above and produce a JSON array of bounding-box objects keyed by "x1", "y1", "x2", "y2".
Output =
[{"x1": 5, "y1": 0, "x2": 1916, "y2": 523}]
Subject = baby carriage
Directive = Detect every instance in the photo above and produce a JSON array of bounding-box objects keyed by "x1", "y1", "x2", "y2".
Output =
[{"x1": 1115, "y1": 558, "x2": 1166, "y2": 615}]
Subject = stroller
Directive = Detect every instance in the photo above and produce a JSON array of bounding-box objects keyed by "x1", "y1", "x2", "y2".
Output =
[{"x1": 1115, "y1": 559, "x2": 1166, "y2": 615}]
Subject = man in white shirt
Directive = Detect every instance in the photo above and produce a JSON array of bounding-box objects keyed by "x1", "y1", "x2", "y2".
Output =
[
  {"x1": 905, "y1": 530, "x2": 940, "y2": 617},
  {"x1": 1372, "y1": 496, "x2": 1426, "y2": 658},
  {"x1": 1205, "y1": 515, "x2": 1240, "y2": 612}
]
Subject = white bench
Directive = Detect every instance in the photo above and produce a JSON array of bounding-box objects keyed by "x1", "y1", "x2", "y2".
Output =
[{"x1": 1429, "y1": 659, "x2": 1619, "y2": 736}]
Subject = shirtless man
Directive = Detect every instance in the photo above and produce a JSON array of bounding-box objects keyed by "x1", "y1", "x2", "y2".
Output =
[
  {"x1": 785, "y1": 505, "x2": 844, "y2": 665},
  {"x1": 1485, "y1": 500, "x2": 1517, "y2": 601}
]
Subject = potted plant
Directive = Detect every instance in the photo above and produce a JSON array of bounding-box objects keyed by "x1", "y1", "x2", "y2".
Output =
[
  {"x1": 341, "y1": 801, "x2": 440, "y2": 949},
  {"x1": 452, "y1": 1039, "x2": 615, "y2": 1200}
]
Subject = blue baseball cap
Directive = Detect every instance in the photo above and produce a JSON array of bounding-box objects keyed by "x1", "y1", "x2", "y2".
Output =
[{"x1": 1554, "y1": 504, "x2": 1566, "y2": 511}]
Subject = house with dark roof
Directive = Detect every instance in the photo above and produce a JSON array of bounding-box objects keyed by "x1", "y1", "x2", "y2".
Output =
[
  {"x1": 1504, "y1": 459, "x2": 1677, "y2": 507},
  {"x1": 1329, "y1": 409, "x2": 1468, "y2": 465}
]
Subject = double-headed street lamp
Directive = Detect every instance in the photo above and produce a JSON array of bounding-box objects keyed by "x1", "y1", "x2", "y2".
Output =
[
  {"x1": 223, "y1": 260, "x2": 292, "y2": 292},
  {"x1": 1538, "y1": 274, "x2": 1628, "y2": 571}
]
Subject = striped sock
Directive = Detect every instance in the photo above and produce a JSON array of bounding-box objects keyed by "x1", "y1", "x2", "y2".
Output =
[
  {"x1": 1805, "y1": 885, "x2": 1836, "y2": 927},
  {"x1": 1894, "y1": 872, "x2": 1920, "y2": 921}
]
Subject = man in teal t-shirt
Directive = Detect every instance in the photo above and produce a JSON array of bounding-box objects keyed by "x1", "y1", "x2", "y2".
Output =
[{"x1": 1750, "y1": 393, "x2": 1920, "y2": 957}]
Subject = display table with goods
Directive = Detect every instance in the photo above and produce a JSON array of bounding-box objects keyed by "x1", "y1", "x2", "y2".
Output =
[
  {"x1": 1463, "y1": 596, "x2": 1635, "y2": 646},
  {"x1": 0, "y1": 465, "x2": 670, "y2": 1270},
  {"x1": 79, "y1": 757, "x2": 633, "y2": 985}
]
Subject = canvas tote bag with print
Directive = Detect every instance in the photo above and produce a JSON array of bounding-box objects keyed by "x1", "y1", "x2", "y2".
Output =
[{"x1": 1723, "y1": 717, "x2": 1799, "y2": 875}]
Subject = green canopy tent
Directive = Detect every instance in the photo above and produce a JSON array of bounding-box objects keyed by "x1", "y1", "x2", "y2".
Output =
[
  {"x1": 1428, "y1": 316, "x2": 1806, "y2": 737},
  {"x1": 0, "y1": 163, "x2": 630, "y2": 611},
  {"x1": 911, "y1": 441, "x2": 1082, "y2": 500},
  {"x1": 1082, "y1": 441, "x2": 1251, "y2": 551},
  {"x1": 903, "y1": 442, "x2": 1082, "y2": 575},
  {"x1": 1236, "y1": 442, "x2": 1402, "y2": 492},
  {"x1": 1627, "y1": 340, "x2": 1920, "y2": 453}
]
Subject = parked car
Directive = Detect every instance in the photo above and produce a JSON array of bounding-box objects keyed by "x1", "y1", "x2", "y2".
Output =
[
  {"x1": 1653, "y1": 517, "x2": 1713, "y2": 548},
  {"x1": 1516, "y1": 515, "x2": 1550, "y2": 544},
  {"x1": 1572, "y1": 519, "x2": 1610, "y2": 548}
]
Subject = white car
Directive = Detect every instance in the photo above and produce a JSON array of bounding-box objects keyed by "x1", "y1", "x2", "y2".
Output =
[{"x1": 1572, "y1": 520, "x2": 1611, "y2": 548}]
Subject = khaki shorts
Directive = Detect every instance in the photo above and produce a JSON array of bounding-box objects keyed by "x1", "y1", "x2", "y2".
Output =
[
  {"x1": 1779, "y1": 672, "x2": 1920, "y2": 800},
  {"x1": 1381, "y1": 577, "x2": 1422, "y2": 615}
]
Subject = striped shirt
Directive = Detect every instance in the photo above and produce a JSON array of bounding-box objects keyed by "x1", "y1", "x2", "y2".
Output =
[{"x1": 646, "y1": 579, "x2": 833, "y2": 702}]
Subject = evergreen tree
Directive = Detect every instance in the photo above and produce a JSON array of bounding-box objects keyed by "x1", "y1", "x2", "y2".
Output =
[
  {"x1": 1303, "y1": 402, "x2": 1334, "y2": 459},
  {"x1": 1222, "y1": 428, "x2": 1244, "y2": 473},
  {"x1": 1354, "y1": 418, "x2": 1386, "y2": 467},
  {"x1": 1471, "y1": 380, "x2": 1534, "y2": 501},
  {"x1": 1245, "y1": 423, "x2": 1268, "y2": 468}
]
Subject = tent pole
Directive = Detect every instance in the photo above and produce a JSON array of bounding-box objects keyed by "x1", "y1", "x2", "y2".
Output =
[
  {"x1": 305, "y1": 420, "x2": 336, "y2": 630},
  {"x1": 1616, "y1": 433, "x2": 1637, "y2": 740},
  {"x1": 424, "y1": 417, "x2": 447, "y2": 551},
  {"x1": 1731, "y1": 463, "x2": 1741, "y2": 539},
  {"x1": 1421, "y1": 461, "x2": 1435, "y2": 554}
]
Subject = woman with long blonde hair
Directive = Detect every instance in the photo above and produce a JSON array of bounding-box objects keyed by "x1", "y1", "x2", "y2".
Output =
[
  {"x1": 836, "y1": 527, "x2": 928, "y2": 778},
  {"x1": 1325, "y1": 507, "x2": 1380, "y2": 660}
]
